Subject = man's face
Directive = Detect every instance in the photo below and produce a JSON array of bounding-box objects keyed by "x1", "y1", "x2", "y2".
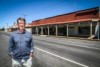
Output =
[{"x1": 18, "y1": 20, "x2": 25, "y2": 30}]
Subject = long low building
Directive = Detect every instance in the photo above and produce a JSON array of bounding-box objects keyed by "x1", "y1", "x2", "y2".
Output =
[{"x1": 32, "y1": 7, "x2": 100, "y2": 39}]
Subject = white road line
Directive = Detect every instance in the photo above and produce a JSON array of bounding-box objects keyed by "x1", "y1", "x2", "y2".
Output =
[
  {"x1": 35, "y1": 47, "x2": 89, "y2": 67},
  {"x1": 3, "y1": 34, "x2": 94, "y2": 67}
]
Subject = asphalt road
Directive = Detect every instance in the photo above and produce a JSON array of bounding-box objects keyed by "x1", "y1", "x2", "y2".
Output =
[{"x1": 0, "y1": 32, "x2": 100, "y2": 67}]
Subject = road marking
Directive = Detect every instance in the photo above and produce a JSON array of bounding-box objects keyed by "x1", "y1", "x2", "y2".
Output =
[
  {"x1": 2, "y1": 34, "x2": 96, "y2": 67},
  {"x1": 35, "y1": 47, "x2": 89, "y2": 67}
]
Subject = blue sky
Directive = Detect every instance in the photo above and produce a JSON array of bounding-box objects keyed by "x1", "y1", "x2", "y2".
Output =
[{"x1": 0, "y1": 0, "x2": 100, "y2": 28}]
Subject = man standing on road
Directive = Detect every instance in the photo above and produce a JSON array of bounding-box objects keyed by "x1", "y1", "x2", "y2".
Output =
[{"x1": 8, "y1": 17, "x2": 34, "y2": 67}]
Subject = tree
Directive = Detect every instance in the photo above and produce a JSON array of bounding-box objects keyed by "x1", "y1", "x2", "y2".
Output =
[{"x1": 0, "y1": 27, "x2": 5, "y2": 31}]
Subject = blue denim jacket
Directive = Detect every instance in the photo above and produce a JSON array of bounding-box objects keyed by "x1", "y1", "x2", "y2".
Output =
[{"x1": 8, "y1": 30, "x2": 34, "y2": 61}]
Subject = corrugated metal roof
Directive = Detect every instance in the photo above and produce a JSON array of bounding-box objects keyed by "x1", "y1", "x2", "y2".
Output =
[{"x1": 32, "y1": 7, "x2": 99, "y2": 26}]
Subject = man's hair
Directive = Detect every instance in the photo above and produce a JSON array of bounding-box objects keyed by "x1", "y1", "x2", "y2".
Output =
[{"x1": 17, "y1": 17, "x2": 26, "y2": 24}]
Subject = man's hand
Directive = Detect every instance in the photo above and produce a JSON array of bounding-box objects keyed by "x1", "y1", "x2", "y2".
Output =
[{"x1": 30, "y1": 52, "x2": 34, "y2": 57}]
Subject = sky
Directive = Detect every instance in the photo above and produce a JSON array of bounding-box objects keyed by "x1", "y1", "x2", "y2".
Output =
[{"x1": 0, "y1": 0, "x2": 100, "y2": 28}]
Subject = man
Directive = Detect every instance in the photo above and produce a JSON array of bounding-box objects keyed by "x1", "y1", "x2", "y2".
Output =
[{"x1": 8, "y1": 17, "x2": 34, "y2": 67}]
